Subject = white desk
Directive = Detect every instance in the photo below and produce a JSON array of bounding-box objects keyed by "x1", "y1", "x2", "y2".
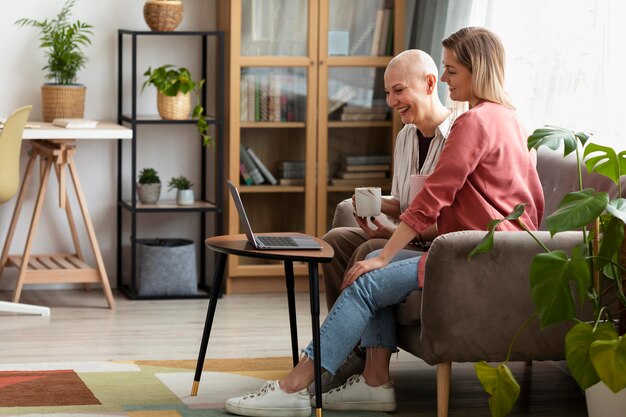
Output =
[{"x1": 0, "y1": 122, "x2": 132, "y2": 309}]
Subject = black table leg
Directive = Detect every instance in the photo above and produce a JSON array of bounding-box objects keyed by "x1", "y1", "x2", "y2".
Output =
[
  {"x1": 284, "y1": 260, "x2": 299, "y2": 367},
  {"x1": 191, "y1": 252, "x2": 227, "y2": 396},
  {"x1": 308, "y1": 262, "x2": 323, "y2": 416}
]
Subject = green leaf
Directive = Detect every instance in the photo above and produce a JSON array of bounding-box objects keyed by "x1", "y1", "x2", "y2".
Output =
[
  {"x1": 590, "y1": 334, "x2": 626, "y2": 393},
  {"x1": 584, "y1": 143, "x2": 622, "y2": 185},
  {"x1": 527, "y1": 126, "x2": 585, "y2": 156},
  {"x1": 606, "y1": 198, "x2": 626, "y2": 224},
  {"x1": 597, "y1": 216, "x2": 624, "y2": 269},
  {"x1": 475, "y1": 362, "x2": 520, "y2": 417},
  {"x1": 565, "y1": 322, "x2": 617, "y2": 390},
  {"x1": 468, "y1": 204, "x2": 526, "y2": 260},
  {"x1": 530, "y1": 248, "x2": 590, "y2": 327},
  {"x1": 545, "y1": 189, "x2": 609, "y2": 235}
]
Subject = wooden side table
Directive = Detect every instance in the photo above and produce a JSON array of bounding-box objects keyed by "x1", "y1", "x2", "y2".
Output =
[{"x1": 191, "y1": 233, "x2": 334, "y2": 417}]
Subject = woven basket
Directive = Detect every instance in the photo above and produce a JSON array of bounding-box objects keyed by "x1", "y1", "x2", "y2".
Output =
[
  {"x1": 41, "y1": 84, "x2": 86, "y2": 122},
  {"x1": 143, "y1": 0, "x2": 184, "y2": 32},
  {"x1": 157, "y1": 91, "x2": 191, "y2": 120}
]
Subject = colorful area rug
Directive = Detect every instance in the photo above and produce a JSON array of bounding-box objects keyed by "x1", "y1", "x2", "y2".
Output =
[{"x1": 0, "y1": 357, "x2": 390, "y2": 416}]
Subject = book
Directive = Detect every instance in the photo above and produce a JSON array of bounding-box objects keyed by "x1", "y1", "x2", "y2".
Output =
[
  {"x1": 370, "y1": 9, "x2": 385, "y2": 56},
  {"x1": 246, "y1": 147, "x2": 278, "y2": 185},
  {"x1": 344, "y1": 154, "x2": 392, "y2": 165},
  {"x1": 240, "y1": 163, "x2": 253, "y2": 185},
  {"x1": 337, "y1": 171, "x2": 387, "y2": 179},
  {"x1": 342, "y1": 163, "x2": 390, "y2": 172},
  {"x1": 52, "y1": 118, "x2": 98, "y2": 128},
  {"x1": 240, "y1": 145, "x2": 265, "y2": 184},
  {"x1": 330, "y1": 178, "x2": 391, "y2": 187},
  {"x1": 377, "y1": 9, "x2": 392, "y2": 55},
  {"x1": 279, "y1": 178, "x2": 305, "y2": 186}
]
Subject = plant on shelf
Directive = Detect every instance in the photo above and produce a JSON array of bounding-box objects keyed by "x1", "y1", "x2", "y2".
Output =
[
  {"x1": 15, "y1": 0, "x2": 93, "y2": 121},
  {"x1": 469, "y1": 126, "x2": 626, "y2": 417},
  {"x1": 142, "y1": 65, "x2": 213, "y2": 147},
  {"x1": 136, "y1": 167, "x2": 161, "y2": 204},
  {"x1": 168, "y1": 175, "x2": 194, "y2": 206}
]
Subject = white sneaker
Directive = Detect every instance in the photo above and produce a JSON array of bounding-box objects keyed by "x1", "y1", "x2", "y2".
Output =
[
  {"x1": 312, "y1": 374, "x2": 396, "y2": 412},
  {"x1": 224, "y1": 380, "x2": 311, "y2": 417},
  {"x1": 307, "y1": 351, "x2": 365, "y2": 395}
]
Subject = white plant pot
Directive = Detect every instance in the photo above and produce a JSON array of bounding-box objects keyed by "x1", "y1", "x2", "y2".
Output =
[
  {"x1": 176, "y1": 189, "x2": 194, "y2": 205},
  {"x1": 586, "y1": 382, "x2": 626, "y2": 417}
]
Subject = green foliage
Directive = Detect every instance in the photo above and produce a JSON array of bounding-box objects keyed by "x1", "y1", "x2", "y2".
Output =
[
  {"x1": 138, "y1": 167, "x2": 160, "y2": 184},
  {"x1": 15, "y1": 0, "x2": 93, "y2": 85},
  {"x1": 142, "y1": 65, "x2": 214, "y2": 147},
  {"x1": 470, "y1": 125, "x2": 626, "y2": 415},
  {"x1": 475, "y1": 362, "x2": 520, "y2": 417},
  {"x1": 167, "y1": 175, "x2": 193, "y2": 191}
]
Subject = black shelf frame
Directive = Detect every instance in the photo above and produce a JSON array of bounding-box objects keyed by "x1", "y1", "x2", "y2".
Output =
[{"x1": 116, "y1": 29, "x2": 225, "y2": 300}]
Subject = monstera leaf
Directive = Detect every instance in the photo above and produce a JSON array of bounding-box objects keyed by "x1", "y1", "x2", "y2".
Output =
[
  {"x1": 475, "y1": 362, "x2": 520, "y2": 417},
  {"x1": 528, "y1": 126, "x2": 589, "y2": 156}
]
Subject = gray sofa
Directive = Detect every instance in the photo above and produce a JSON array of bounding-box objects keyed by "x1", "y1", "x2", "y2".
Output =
[{"x1": 330, "y1": 148, "x2": 625, "y2": 417}]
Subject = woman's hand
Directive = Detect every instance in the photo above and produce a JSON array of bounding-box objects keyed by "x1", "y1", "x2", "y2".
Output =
[
  {"x1": 354, "y1": 214, "x2": 394, "y2": 239},
  {"x1": 342, "y1": 255, "x2": 388, "y2": 290}
]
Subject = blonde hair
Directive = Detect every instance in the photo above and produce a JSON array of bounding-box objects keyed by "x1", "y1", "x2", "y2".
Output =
[{"x1": 442, "y1": 27, "x2": 514, "y2": 109}]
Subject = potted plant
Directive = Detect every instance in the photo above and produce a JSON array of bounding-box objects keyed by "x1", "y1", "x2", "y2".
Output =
[
  {"x1": 143, "y1": 0, "x2": 184, "y2": 32},
  {"x1": 15, "y1": 0, "x2": 93, "y2": 122},
  {"x1": 142, "y1": 65, "x2": 213, "y2": 146},
  {"x1": 168, "y1": 175, "x2": 194, "y2": 205},
  {"x1": 470, "y1": 127, "x2": 626, "y2": 417},
  {"x1": 137, "y1": 167, "x2": 161, "y2": 204}
]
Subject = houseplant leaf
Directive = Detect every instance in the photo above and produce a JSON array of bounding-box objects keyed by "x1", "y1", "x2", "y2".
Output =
[
  {"x1": 597, "y1": 215, "x2": 624, "y2": 270},
  {"x1": 530, "y1": 247, "x2": 589, "y2": 326},
  {"x1": 584, "y1": 143, "x2": 623, "y2": 185},
  {"x1": 527, "y1": 126, "x2": 588, "y2": 156},
  {"x1": 606, "y1": 198, "x2": 626, "y2": 224},
  {"x1": 565, "y1": 322, "x2": 617, "y2": 390},
  {"x1": 589, "y1": 335, "x2": 626, "y2": 393},
  {"x1": 475, "y1": 361, "x2": 520, "y2": 417},
  {"x1": 545, "y1": 189, "x2": 609, "y2": 235},
  {"x1": 468, "y1": 204, "x2": 526, "y2": 260}
]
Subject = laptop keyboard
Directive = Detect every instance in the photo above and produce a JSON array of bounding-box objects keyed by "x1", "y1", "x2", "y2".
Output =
[{"x1": 256, "y1": 236, "x2": 298, "y2": 247}]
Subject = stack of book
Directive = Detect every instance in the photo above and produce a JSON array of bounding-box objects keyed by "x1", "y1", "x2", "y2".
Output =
[
  {"x1": 278, "y1": 160, "x2": 306, "y2": 185},
  {"x1": 331, "y1": 154, "x2": 392, "y2": 186},
  {"x1": 370, "y1": 7, "x2": 394, "y2": 56},
  {"x1": 239, "y1": 145, "x2": 278, "y2": 185},
  {"x1": 339, "y1": 105, "x2": 389, "y2": 121}
]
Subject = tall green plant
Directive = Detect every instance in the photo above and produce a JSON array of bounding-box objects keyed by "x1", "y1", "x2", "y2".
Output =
[
  {"x1": 469, "y1": 126, "x2": 626, "y2": 417},
  {"x1": 16, "y1": 0, "x2": 93, "y2": 85}
]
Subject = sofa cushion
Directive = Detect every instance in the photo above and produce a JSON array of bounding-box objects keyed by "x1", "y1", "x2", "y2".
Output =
[{"x1": 394, "y1": 290, "x2": 422, "y2": 326}]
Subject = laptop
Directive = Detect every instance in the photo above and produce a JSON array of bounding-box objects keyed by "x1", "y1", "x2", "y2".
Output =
[{"x1": 226, "y1": 180, "x2": 321, "y2": 250}]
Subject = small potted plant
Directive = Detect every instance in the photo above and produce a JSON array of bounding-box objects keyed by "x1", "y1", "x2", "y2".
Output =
[
  {"x1": 137, "y1": 167, "x2": 161, "y2": 204},
  {"x1": 142, "y1": 65, "x2": 213, "y2": 146},
  {"x1": 470, "y1": 127, "x2": 626, "y2": 417},
  {"x1": 15, "y1": 0, "x2": 93, "y2": 122},
  {"x1": 143, "y1": 0, "x2": 184, "y2": 32},
  {"x1": 168, "y1": 175, "x2": 194, "y2": 205}
]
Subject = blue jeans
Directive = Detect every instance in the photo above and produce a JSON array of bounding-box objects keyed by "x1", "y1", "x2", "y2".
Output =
[{"x1": 303, "y1": 250, "x2": 421, "y2": 374}]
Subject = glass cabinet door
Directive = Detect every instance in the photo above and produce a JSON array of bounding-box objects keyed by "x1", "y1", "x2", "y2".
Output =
[
  {"x1": 327, "y1": 0, "x2": 395, "y2": 57},
  {"x1": 241, "y1": 0, "x2": 309, "y2": 56}
]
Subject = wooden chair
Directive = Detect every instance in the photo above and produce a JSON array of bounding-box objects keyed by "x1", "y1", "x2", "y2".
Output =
[{"x1": 0, "y1": 105, "x2": 50, "y2": 316}]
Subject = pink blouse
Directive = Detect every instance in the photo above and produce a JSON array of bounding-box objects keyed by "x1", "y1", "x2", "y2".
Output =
[{"x1": 398, "y1": 101, "x2": 545, "y2": 287}]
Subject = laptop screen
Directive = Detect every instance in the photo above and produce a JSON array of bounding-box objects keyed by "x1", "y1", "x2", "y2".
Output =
[{"x1": 226, "y1": 179, "x2": 258, "y2": 247}]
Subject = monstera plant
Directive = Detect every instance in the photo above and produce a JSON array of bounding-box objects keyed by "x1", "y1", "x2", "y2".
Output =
[{"x1": 469, "y1": 126, "x2": 626, "y2": 417}]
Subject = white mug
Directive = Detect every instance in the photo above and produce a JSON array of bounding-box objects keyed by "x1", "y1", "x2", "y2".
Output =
[
  {"x1": 409, "y1": 174, "x2": 428, "y2": 203},
  {"x1": 354, "y1": 187, "x2": 382, "y2": 217}
]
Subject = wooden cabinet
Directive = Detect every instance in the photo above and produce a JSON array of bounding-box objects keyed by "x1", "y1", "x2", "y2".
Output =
[{"x1": 219, "y1": 0, "x2": 405, "y2": 293}]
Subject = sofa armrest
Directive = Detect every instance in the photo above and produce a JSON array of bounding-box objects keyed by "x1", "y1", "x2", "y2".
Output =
[
  {"x1": 418, "y1": 230, "x2": 584, "y2": 365},
  {"x1": 332, "y1": 198, "x2": 359, "y2": 228}
]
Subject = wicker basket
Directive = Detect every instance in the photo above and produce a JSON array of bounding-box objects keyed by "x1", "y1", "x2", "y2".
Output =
[
  {"x1": 157, "y1": 91, "x2": 191, "y2": 120},
  {"x1": 41, "y1": 84, "x2": 86, "y2": 122},
  {"x1": 143, "y1": 0, "x2": 184, "y2": 32}
]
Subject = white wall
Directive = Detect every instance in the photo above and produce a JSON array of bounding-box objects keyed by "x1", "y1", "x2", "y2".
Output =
[{"x1": 0, "y1": 0, "x2": 217, "y2": 290}]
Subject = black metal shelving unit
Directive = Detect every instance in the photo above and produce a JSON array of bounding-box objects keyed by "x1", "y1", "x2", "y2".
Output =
[{"x1": 116, "y1": 29, "x2": 224, "y2": 299}]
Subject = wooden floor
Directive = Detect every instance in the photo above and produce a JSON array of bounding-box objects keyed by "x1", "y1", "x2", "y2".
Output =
[{"x1": 1, "y1": 289, "x2": 588, "y2": 416}]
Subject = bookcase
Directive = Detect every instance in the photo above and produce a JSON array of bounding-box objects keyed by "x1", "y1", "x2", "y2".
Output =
[{"x1": 218, "y1": 0, "x2": 405, "y2": 293}]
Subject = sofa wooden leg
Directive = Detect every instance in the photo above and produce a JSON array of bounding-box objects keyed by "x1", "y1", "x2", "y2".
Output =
[{"x1": 437, "y1": 362, "x2": 451, "y2": 417}]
